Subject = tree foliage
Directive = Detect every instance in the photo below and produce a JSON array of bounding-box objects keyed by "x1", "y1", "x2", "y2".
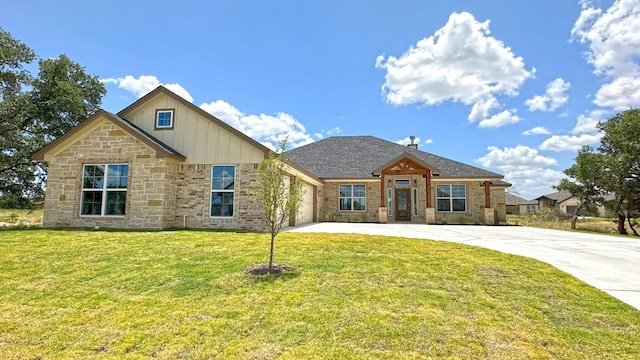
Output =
[
  {"x1": 597, "y1": 109, "x2": 640, "y2": 235},
  {"x1": 0, "y1": 28, "x2": 106, "y2": 207},
  {"x1": 252, "y1": 140, "x2": 305, "y2": 273},
  {"x1": 555, "y1": 146, "x2": 605, "y2": 229},
  {"x1": 558, "y1": 109, "x2": 640, "y2": 235}
]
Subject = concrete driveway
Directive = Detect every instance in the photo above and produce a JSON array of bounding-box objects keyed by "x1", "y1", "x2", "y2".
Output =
[{"x1": 287, "y1": 223, "x2": 640, "y2": 310}]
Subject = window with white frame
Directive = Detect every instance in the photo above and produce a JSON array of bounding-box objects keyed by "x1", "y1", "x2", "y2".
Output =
[
  {"x1": 211, "y1": 165, "x2": 235, "y2": 217},
  {"x1": 436, "y1": 184, "x2": 466, "y2": 212},
  {"x1": 339, "y1": 184, "x2": 366, "y2": 211},
  {"x1": 526, "y1": 204, "x2": 536, "y2": 212},
  {"x1": 81, "y1": 164, "x2": 128, "y2": 216},
  {"x1": 155, "y1": 109, "x2": 174, "y2": 129}
]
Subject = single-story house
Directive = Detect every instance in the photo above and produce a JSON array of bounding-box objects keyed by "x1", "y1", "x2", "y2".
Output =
[
  {"x1": 505, "y1": 193, "x2": 538, "y2": 215},
  {"x1": 33, "y1": 86, "x2": 510, "y2": 230},
  {"x1": 536, "y1": 190, "x2": 608, "y2": 217}
]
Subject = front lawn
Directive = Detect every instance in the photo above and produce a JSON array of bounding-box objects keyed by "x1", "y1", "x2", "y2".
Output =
[{"x1": 0, "y1": 230, "x2": 638, "y2": 359}]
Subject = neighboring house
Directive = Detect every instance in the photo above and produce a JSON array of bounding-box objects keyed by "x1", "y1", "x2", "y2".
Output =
[
  {"x1": 505, "y1": 193, "x2": 538, "y2": 215},
  {"x1": 33, "y1": 86, "x2": 510, "y2": 230},
  {"x1": 286, "y1": 136, "x2": 510, "y2": 225},
  {"x1": 535, "y1": 190, "x2": 608, "y2": 217}
]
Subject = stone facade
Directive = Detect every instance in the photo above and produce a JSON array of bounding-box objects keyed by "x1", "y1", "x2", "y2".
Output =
[
  {"x1": 174, "y1": 163, "x2": 267, "y2": 231},
  {"x1": 320, "y1": 177, "x2": 507, "y2": 225},
  {"x1": 43, "y1": 123, "x2": 177, "y2": 229},
  {"x1": 42, "y1": 123, "x2": 268, "y2": 231}
]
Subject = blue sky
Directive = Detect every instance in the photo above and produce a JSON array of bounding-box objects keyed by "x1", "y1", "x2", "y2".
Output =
[{"x1": 3, "y1": 0, "x2": 638, "y2": 199}]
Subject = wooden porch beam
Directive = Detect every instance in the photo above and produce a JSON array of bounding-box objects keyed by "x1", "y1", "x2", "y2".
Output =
[{"x1": 484, "y1": 181, "x2": 491, "y2": 208}]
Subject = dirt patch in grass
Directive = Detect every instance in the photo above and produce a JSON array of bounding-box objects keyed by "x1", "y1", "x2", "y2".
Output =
[{"x1": 244, "y1": 263, "x2": 292, "y2": 275}]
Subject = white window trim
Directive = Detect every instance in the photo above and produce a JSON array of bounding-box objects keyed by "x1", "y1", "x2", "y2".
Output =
[
  {"x1": 210, "y1": 165, "x2": 236, "y2": 218},
  {"x1": 339, "y1": 184, "x2": 367, "y2": 212},
  {"x1": 80, "y1": 164, "x2": 128, "y2": 217},
  {"x1": 155, "y1": 109, "x2": 174, "y2": 129},
  {"x1": 436, "y1": 184, "x2": 467, "y2": 213}
]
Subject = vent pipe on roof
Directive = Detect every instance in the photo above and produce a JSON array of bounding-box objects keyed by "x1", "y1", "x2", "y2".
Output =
[{"x1": 407, "y1": 135, "x2": 418, "y2": 150}]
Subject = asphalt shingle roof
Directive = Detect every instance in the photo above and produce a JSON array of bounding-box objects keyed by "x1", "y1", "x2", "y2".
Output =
[{"x1": 286, "y1": 136, "x2": 503, "y2": 179}]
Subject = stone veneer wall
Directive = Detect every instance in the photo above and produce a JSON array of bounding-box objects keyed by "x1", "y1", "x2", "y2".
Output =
[
  {"x1": 433, "y1": 181, "x2": 507, "y2": 224},
  {"x1": 174, "y1": 163, "x2": 267, "y2": 231},
  {"x1": 320, "y1": 177, "x2": 507, "y2": 225},
  {"x1": 43, "y1": 123, "x2": 175, "y2": 229},
  {"x1": 320, "y1": 182, "x2": 381, "y2": 223}
]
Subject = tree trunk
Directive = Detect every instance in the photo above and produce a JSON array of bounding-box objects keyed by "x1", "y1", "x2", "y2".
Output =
[
  {"x1": 617, "y1": 213, "x2": 628, "y2": 235},
  {"x1": 268, "y1": 232, "x2": 276, "y2": 273},
  {"x1": 570, "y1": 203, "x2": 584, "y2": 230},
  {"x1": 627, "y1": 211, "x2": 639, "y2": 236}
]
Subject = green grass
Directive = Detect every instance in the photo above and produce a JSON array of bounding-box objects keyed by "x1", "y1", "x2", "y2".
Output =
[
  {"x1": 0, "y1": 230, "x2": 638, "y2": 359},
  {"x1": 506, "y1": 214, "x2": 632, "y2": 236},
  {"x1": 0, "y1": 209, "x2": 43, "y2": 228}
]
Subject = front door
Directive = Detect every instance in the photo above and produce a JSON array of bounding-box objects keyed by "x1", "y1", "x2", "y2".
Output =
[{"x1": 395, "y1": 189, "x2": 411, "y2": 221}]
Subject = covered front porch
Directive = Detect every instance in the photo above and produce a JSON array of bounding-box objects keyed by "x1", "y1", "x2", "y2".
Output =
[{"x1": 374, "y1": 152, "x2": 502, "y2": 225}]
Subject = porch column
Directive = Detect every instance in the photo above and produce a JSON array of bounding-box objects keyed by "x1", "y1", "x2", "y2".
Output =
[
  {"x1": 380, "y1": 174, "x2": 385, "y2": 207},
  {"x1": 425, "y1": 170, "x2": 431, "y2": 208},
  {"x1": 484, "y1": 181, "x2": 491, "y2": 208},
  {"x1": 379, "y1": 173, "x2": 388, "y2": 223}
]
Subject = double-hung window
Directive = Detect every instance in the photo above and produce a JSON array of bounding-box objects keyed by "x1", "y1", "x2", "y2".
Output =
[
  {"x1": 339, "y1": 184, "x2": 366, "y2": 211},
  {"x1": 81, "y1": 164, "x2": 128, "y2": 216},
  {"x1": 436, "y1": 184, "x2": 466, "y2": 212},
  {"x1": 211, "y1": 165, "x2": 235, "y2": 217},
  {"x1": 155, "y1": 109, "x2": 174, "y2": 129}
]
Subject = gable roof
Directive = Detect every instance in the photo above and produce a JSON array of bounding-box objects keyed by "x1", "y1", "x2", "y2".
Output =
[
  {"x1": 285, "y1": 136, "x2": 504, "y2": 179},
  {"x1": 116, "y1": 85, "x2": 272, "y2": 156},
  {"x1": 536, "y1": 190, "x2": 573, "y2": 202},
  {"x1": 32, "y1": 110, "x2": 185, "y2": 162},
  {"x1": 505, "y1": 192, "x2": 532, "y2": 206},
  {"x1": 372, "y1": 151, "x2": 441, "y2": 175}
]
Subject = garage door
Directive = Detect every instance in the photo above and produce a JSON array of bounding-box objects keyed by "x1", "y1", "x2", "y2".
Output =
[{"x1": 297, "y1": 183, "x2": 315, "y2": 224}]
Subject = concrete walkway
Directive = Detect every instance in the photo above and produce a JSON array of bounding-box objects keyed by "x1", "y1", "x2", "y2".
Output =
[{"x1": 287, "y1": 223, "x2": 640, "y2": 310}]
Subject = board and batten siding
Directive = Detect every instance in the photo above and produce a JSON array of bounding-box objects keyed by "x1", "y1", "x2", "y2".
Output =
[{"x1": 123, "y1": 94, "x2": 265, "y2": 164}]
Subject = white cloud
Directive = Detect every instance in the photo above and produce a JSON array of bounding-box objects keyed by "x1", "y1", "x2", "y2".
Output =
[
  {"x1": 539, "y1": 133, "x2": 602, "y2": 151},
  {"x1": 477, "y1": 145, "x2": 557, "y2": 168},
  {"x1": 478, "y1": 109, "x2": 522, "y2": 128},
  {"x1": 103, "y1": 75, "x2": 194, "y2": 102},
  {"x1": 571, "y1": 0, "x2": 640, "y2": 110},
  {"x1": 396, "y1": 136, "x2": 433, "y2": 146},
  {"x1": 200, "y1": 100, "x2": 315, "y2": 149},
  {"x1": 572, "y1": 110, "x2": 606, "y2": 134},
  {"x1": 522, "y1": 126, "x2": 550, "y2": 135},
  {"x1": 475, "y1": 145, "x2": 562, "y2": 199},
  {"x1": 376, "y1": 11, "x2": 534, "y2": 128},
  {"x1": 396, "y1": 136, "x2": 421, "y2": 146},
  {"x1": 525, "y1": 78, "x2": 571, "y2": 112}
]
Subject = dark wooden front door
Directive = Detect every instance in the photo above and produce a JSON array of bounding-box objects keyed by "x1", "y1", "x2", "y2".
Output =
[{"x1": 395, "y1": 189, "x2": 411, "y2": 221}]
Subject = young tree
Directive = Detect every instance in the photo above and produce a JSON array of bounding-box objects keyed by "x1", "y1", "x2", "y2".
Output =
[
  {"x1": 555, "y1": 146, "x2": 605, "y2": 229},
  {"x1": 0, "y1": 28, "x2": 106, "y2": 207},
  {"x1": 251, "y1": 140, "x2": 305, "y2": 274}
]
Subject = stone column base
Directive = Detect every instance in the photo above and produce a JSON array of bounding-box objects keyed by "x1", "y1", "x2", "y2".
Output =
[
  {"x1": 378, "y1": 207, "x2": 388, "y2": 223},
  {"x1": 426, "y1": 207, "x2": 436, "y2": 224},
  {"x1": 484, "y1": 208, "x2": 496, "y2": 225}
]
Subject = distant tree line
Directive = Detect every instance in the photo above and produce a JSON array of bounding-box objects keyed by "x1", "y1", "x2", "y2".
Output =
[
  {"x1": 556, "y1": 109, "x2": 640, "y2": 235},
  {"x1": 0, "y1": 28, "x2": 106, "y2": 208}
]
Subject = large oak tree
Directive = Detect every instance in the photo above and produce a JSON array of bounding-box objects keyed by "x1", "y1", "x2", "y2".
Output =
[{"x1": 0, "y1": 28, "x2": 106, "y2": 207}]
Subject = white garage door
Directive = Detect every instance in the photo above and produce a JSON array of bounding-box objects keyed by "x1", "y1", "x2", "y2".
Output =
[{"x1": 297, "y1": 183, "x2": 315, "y2": 225}]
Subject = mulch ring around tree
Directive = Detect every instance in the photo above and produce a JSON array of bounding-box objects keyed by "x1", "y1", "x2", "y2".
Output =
[{"x1": 244, "y1": 263, "x2": 293, "y2": 276}]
